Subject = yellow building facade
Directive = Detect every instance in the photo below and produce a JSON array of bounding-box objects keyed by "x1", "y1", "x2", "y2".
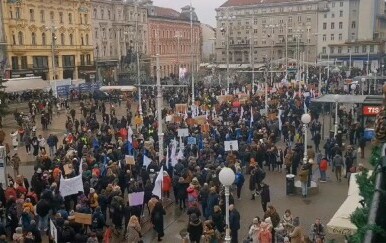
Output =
[{"x1": 2, "y1": 0, "x2": 95, "y2": 80}]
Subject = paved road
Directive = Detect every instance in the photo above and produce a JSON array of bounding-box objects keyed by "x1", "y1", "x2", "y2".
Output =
[{"x1": 1, "y1": 101, "x2": 372, "y2": 243}]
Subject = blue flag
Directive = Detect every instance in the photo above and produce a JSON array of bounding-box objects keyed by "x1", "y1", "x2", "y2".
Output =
[
  {"x1": 247, "y1": 130, "x2": 253, "y2": 144},
  {"x1": 127, "y1": 141, "x2": 133, "y2": 155}
]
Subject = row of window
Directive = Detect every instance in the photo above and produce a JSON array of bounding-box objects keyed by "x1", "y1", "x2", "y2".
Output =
[
  {"x1": 11, "y1": 55, "x2": 91, "y2": 70},
  {"x1": 322, "y1": 45, "x2": 376, "y2": 54},
  {"x1": 93, "y1": 7, "x2": 146, "y2": 22},
  {"x1": 223, "y1": 4, "x2": 315, "y2": 16},
  {"x1": 10, "y1": 7, "x2": 88, "y2": 25},
  {"x1": 322, "y1": 21, "x2": 355, "y2": 30},
  {"x1": 11, "y1": 31, "x2": 90, "y2": 46}
]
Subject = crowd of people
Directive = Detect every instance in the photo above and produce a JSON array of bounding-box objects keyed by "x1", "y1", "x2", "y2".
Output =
[{"x1": 0, "y1": 77, "x2": 368, "y2": 243}]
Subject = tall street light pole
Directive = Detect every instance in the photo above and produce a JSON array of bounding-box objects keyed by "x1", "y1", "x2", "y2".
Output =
[
  {"x1": 190, "y1": 0, "x2": 195, "y2": 104},
  {"x1": 135, "y1": 3, "x2": 143, "y2": 116},
  {"x1": 249, "y1": 28, "x2": 255, "y2": 93}
]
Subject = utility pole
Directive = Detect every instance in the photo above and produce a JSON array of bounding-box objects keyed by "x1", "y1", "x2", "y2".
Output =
[{"x1": 156, "y1": 54, "x2": 163, "y2": 162}]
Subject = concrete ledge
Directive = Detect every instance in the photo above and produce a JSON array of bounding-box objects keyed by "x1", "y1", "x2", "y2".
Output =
[{"x1": 294, "y1": 180, "x2": 319, "y2": 195}]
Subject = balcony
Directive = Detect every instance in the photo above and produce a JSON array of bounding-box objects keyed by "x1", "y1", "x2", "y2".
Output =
[
  {"x1": 229, "y1": 42, "x2": 249, "y2": 48},
  {"x1": 77, "y1": 61, "x2": 94, "y2": 67}
]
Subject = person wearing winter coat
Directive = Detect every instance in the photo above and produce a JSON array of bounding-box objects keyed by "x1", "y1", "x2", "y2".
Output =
[
  {"x1": 162, "y1": 171, "x2": 172, "y2": 198},
  {"x1": 187, "y1": 213, "x2": 203, "y2": 243},
  {"x1": 126, "y1": 215, "x2": 142, "y2": 243},
  {"x1": 212, "y1": 205, "x2": 224, "y2": 233},
  {"x1": 333, "y1": 152, "x2": 344, "y2": 182},
  {"x1": 206, "y1": 187, "x2": 219, "y2": 219},
  {"x1": 289, "y1": 217, "x2": 304, "y2": 243},
  {"x1": 229, "y1": 204, "x2": 241, "y2": 243},
  {"x1": 248, "y1": 217, "x2": 261, "y2": 243},
  {"x1": 258, "y1": 222, "x2": 272, "y2": 243},
  {"x1": 151, "y1": 201, "x2": 166, "y2": 241},
  {"x1": 260, "y1": 183, "x2": 270, "y2": 212},
  {"x1": 187, "y1": 185, "x2": 199, "y2": 208},
  {"x1": 36, "y1": 198, "x2": 50, "y2": 231},
  {"x1": 234, "y1": 169, "x2": 245, "y2": 200},
  {"x1": 176, "y1": 177, "x2": 189, "y2": 209}
]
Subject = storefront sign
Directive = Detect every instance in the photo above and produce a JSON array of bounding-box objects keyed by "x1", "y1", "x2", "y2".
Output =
[{"x1": 362, "y1": 106, "x2": 380, "y2": 116}]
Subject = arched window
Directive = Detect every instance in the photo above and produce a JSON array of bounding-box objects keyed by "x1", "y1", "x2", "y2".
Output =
[
  {"x1": 81, "y1": 34, "x2": 84, "y2": 45},
  {"x1": 85, "y1": 34, "x2": 89, "y2": 45},
  {"x1": 18, "y1": 31, "x2": 23, "y2": 45},
  {"x1": 69, "y1": 34, "x2": 73, "y2": 45},
  {"x1": 31, "y1": 32, "x2": 36, "y2": 45},
  {"x1": 42, "y1": 32, "x2": 46, "y2": 45},
  {"x1": 61, "y1": 33, "x2": 65, "y2": 45},
  {"x1": 93, "y1": 8, "x2": 97, "y2": 18}
]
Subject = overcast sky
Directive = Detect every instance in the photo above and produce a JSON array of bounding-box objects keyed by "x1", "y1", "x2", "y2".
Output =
[{"x1": 152, "y1": 0, "x2": 225, "y2": 26}]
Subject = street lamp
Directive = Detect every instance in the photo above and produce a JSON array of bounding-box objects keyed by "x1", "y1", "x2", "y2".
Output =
[
  {"x1": 219, "y1": 11, "x2": 236, "y2": 94},
  {"x1": 334, "y1": 94, "x2": 339, "y2": 137},
  {"x1": 301, "y1": 113, "x2": 311, "y2": 164},
  {"x1": 174, "y1": 32, "x2": 182, "y2": 79},
  {"x1": 219, "y1": 167, "x2": 235, "y2": 243}
]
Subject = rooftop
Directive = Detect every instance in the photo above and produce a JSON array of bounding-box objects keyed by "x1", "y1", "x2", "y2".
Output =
[{"x1": 220, "y1": 0, "x2": 309, "y2": 7}]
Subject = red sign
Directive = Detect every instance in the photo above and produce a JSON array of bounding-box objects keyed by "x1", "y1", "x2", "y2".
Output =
[{"x1": 363, "y1": 106, "x2": 381, "y2": 116}]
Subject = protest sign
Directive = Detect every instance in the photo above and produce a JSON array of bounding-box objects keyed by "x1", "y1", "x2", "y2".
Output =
[
  {"x1": 74, "y1": 213, "x2": 92, "y2": 225},
  {"x1": 128, "y1": 191, "x2": 145, "y2": 206},
  {"x1": 125, "y1": 155, "x2": 135, "y2": 165},
  {"x1": 224, "y1": 140, "x2": 239, "y2": 151},
  {"x1": 59, "y1": 175, "x2": 84, "y2": 197}
]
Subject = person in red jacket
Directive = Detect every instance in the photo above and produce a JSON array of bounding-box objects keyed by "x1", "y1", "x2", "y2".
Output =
[
  {"x1": 319, "y1": 157, "x2": 328, "y2": 182},
  {"x1": 162, "y1": 171, "x2": 172, "y2": 198}
]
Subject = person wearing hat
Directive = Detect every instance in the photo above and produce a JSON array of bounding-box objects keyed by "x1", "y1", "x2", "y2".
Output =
[{"x1": 187, "y1": 213, "x2": 203, "y2": 243}]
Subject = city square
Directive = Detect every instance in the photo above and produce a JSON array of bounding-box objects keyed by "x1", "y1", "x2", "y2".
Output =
[{"x1": 0, "y1": 0, "x2": 385, "y2": 243}]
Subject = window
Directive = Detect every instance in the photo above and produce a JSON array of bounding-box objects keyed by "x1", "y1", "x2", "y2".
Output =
[
  {"x1": 85, "y1": 34, "x2": 89, "y2": 45},
  {"x1": 362, "y1": 45, "x2": 367, "y2": 53},
  {"x1": 86, "y1": 54, "x2": 91, "y2": 65},
  {"x1": 339, "y1": 22, "x2": 343, "y2": 29},
  {"x1": 298, "y1": 16, "x2": 301, "y2": 22},
  {"x1": 15, "y1": 7, "x2": 20, "y2": 19},
  {"x1": 61, "y1": 33, "x2": 65, "y2": 45},
  {"x1": 331, "y1": 34, "x2": 334, "y2": 40},
  {"x1": 339, "y1": 33, "x2": 342, "y2": 40},
  {"x1": 81, "y1": 34, "x2": 84, "y2": 45},
  {"x1": 254, "y1": 29, "x2": 257, "y2": 33},
  {"x1": 331, "y1": 23, "x2": 335, "y2": 29},
  {"x1": 95, "y1": 29, "x2": 98, "y2": 38},
  {"x1": 351, "y1": 21, "x2": 356, "y2": 28},
  {"x1": 30, "y1": 9, "x2": 35, "y2": 21},
  {"x1": 40, "y1": 10, "x2": 45, "y2": 23},
  {"x1": 68, "y1": 13, "x2": 72, "y2": 24},
  {"x1": 331, "y1": 13, "x2": 335, "y2": 18},
  {"x1": 108, "y1": 10, "x2": 111, "y2": 20},
  {"x1": 340, "y1": 1, "x2": 344, "y2": 7},
  {"x1": 324, "y1": 13, "x2": 327, "y2": 18},
  {"x1": 12, "y1": 33, "x2": 16, "y2": 45},
  {"x1": 306, "y1": 17, "x2": 311, "y2": 22},
  {"x1": 370, "y1": 45, "x2": 374, "y2": 53},
  {"x1": 33, "y1": 56, "x2": 48, "y2": 68},
  {"x1": 31, "y1": 32, "x2": 36, "y2": 45},
  {"x1": 101, "y1": 9, "x2": 104, "y2": 19},
  {"x1": 354, "y1": 46, "x2": 359, "y2": 53},
  {"x1": 322, "y1": 47, "x2": 326, "y2": 54},
  {"x1": 69, "y1": 34, "x2": 73, "y2": 45},
  {"x1": 322, "y1": 34, "x2": 326, "y2": 41},
  {"x1": 62, "y1": 55, "x2": 75, "y2": 67},
  {"x1": 80, "y1": 54, "x2": 85, "y2": 66},
  {"x1": 84, "y1": 14, "x2": 88, "y2": 24},
  {"x1": 330, "y1": 47, "x2": 334, "y2": 54},
  {"x1": 323, "y1": 23, "x2": 327, "y2": 29},
  {"x1": 18, "y1": 31, "x2": 23, "y2": 45},
  {"x1": 42, "y1": 33, "x2": 46, "y2": 45},
  {"x1": 9, "y1": 10, "x2": 13, "y2": 19},
  {"x1": 288, "y1": 17, "x2": 292, "y2": 23},
  {"x1": 94, "y1": 9, "x2": 97, "y2": 18},
  {"x1": 50, "y1": 11, "x2": 54, "y2": 21},
  {"x1": 340, "y1": 11, "x2": 343, "y2": 17},
  {"x1": 21, "y1": 56, "x2": 27, "y2": 69},
  {"x1": 11, "y1": 57, "x2": 18, "y2": 70},
  {"x1": 338, "y1": 47, "x2": 342, "y2": 54},
  {"x1": 59, "y1": 12, "x2": 63, "y2": 24},
  {"x1": 332, "y1": 2, "x2": 335, "y2": 7},
  {"x1": 80, "y1": 14, "x2": 83, "y2": 24}
]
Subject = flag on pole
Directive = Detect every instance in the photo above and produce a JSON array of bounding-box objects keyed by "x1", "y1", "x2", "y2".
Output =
[
  {"x1": 127, "y1": 126, "x2": 133, "y2": 144},
  {"x1": 152, "y1": 167, "x2": 163, "y2": 199},
  {"x1": 143, "y1": 155, "x2": 152, "y2": 168},
  {"x1": 165, "y1": 146, "x2": 169, "y2": 169},
  {"x1": 250, "y1": 107, "x2": 254, "y2": 128},
  {"x1": 247, "y1": 129, "x2": 253, "y2": 144},
  {"x1": 177, "y1": 148, "x2": 184, "y2": 160},
  {"x1": 171, "y1": 140, "x2": 178, "y2": 167}
]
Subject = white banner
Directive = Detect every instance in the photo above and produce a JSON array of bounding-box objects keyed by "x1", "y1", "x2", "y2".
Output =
[{"x1": 59, "y1": 175, "x2": 84, "y2": 197}]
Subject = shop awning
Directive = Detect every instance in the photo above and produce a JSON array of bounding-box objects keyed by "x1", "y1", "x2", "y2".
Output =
[
  {"x1": 4, "y1": 77, "x2": 50, "y2": 93},
  {"x1": 312, "y1": 95, "x2": 382, "y2": 104}
]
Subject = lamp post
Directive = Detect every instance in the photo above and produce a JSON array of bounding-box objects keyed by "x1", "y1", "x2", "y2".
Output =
[
  {"x1": 174, "y1": 31, "x2": 182, "y2": 78},
  {"x1": 219, "y1": 167, "x2": 235, "y2": 243},
  {"x1": 301, "y1": 113, "x2": 311, "y2": 164},
  {"x1": 334, "y1": 94, "x2": 339, "y2": 137},
  {"x1": 219, "y1": 10, "x2": 235, "y2": 94},
  {"x1": 134, "y1": 2, "x2": 143, "y2": 115},
  {"x1": 361, "y1": 77, "x2": 366, "y2": 95}
]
